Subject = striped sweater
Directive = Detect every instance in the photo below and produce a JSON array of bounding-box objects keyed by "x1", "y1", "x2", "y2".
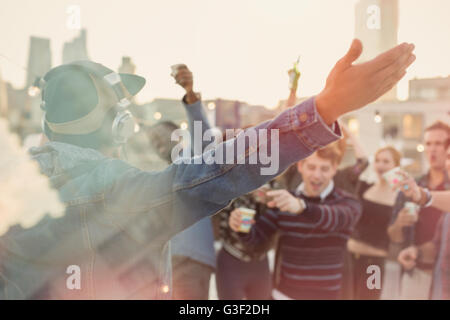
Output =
[{"x1": 240, "y1": 187, "x2": 361, "y2": 300}]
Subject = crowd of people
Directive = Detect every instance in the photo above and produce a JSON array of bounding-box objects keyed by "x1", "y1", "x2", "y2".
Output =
[{"x1": 1, "y1": 38, "x2": 448, "y2": 301}]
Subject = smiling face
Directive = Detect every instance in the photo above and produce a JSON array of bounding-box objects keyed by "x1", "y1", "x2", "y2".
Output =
[
  {"x1": 424, "y1": 129, "x2": 448, "y2": 171},
  {"x1": 374, "y1": 149, "x2": 398, "y2": 180},
  {"x1": 297, "y1": 152, "x2": 338, "y2": 197}
]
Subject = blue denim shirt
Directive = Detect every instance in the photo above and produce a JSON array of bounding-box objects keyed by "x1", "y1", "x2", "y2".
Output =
[
  {"x1": 170, "y1": 100, "x2": 216, "y2": 269},
  {"x1": 0, "y1": 96, "x2": 341, "y2": 299}
]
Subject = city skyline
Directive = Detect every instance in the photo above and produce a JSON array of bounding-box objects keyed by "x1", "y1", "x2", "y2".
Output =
[{"x1": 1, "y1": 0, "x2": 450, "y2": 107}]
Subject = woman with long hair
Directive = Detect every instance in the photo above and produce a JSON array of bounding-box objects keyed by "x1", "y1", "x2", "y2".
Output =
[{"x1": 347, "y1": 146, "x2": 402, "y2": 300}]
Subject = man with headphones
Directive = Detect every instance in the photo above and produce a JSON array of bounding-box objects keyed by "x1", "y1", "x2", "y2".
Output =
[{"x1": 0, "y1": 39, "x2": 415, "y2": 299}]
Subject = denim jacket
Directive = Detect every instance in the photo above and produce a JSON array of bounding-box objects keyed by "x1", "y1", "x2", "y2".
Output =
[{"x1": 0, "y1": 96, "x2": 341, "y2": 299}]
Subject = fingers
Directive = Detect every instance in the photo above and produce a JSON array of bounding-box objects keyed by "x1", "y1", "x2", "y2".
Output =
[
  {"x1": 374, "y1": 53, "x2": 416, "y2": 96},
  {"x1": 366, "y1": 42, "x2": 414, "y2": 73},
  {"x1": 266, "y1": 190, "x2": 292, "y2": 209},
  {"x1": 375, "y1": 48, "x2": 415, "y2": 80},
  {"x1": 229, "y1": 209, "x2": 242, "y2": 231},
  {"x1": 229, "y1": 216, "x2": 241, "y2": 231},
  {"x1": 375, "y1": 69, "x2": 406, "y2": 99},
  {"x1": 336, "y1": 39, "x2": 363, "y2": 69},
  {"x1": 397, "y1": 170, "x2": 410, "y2": 180},
  {"x1": 266, "y1": 190, "x2": 287, "y2": 197},
  {"x1": 274, "y1": 199, "x2": 291, "y2": 210},
  {"x1": 408, "y1": 247, "x2": 418, "y2": 260},
  {"x1": 398, "y1": 247, "x2": 418, "y2": 270},
  {"x1": 399, "y1": 256, "x2": 416, "y2": 270}
]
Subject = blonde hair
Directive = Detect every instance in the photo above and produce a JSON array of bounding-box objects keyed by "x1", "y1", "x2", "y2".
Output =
[{"x1": 375, "y1": 146, "x2": 402, "y2": 167}]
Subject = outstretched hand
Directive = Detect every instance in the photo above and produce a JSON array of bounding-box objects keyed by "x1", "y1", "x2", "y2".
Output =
[{"x1": 316, "y1": 39, "x2": 416, "y2": 125}]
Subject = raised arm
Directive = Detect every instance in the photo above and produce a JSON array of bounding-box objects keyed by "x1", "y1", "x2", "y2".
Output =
[{"x1": 106, "y1": 39, "x2": 416, "y2": 242}]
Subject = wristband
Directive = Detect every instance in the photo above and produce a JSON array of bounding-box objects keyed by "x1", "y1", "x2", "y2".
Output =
[{"x1": 421, "y1": 188, "x2": 433, "y2": 208}]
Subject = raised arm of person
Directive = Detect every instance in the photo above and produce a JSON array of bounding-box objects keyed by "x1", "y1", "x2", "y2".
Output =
[
  {"x1": 340, "y1": 122, "x2": 367, "y2": 161},
  {"x1": 334, "y1": 123, "x2": 369, "y2": 190},
  {"x1": 106, "y1": 40, "x2": 416, "y2": 243},
  {"x1": 174, "y1": 65, "x2": 213, "y2": 154}
]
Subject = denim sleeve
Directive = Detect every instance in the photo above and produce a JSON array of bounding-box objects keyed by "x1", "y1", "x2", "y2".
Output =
[
  {"x1": 105, "y1": 96, "x2": 342, "y2": 241},
  {"x1": 183, "y1": 99, "x2": 214, "y2": 155}
]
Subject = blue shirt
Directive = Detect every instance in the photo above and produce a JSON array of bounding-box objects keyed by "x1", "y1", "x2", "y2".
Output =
[{"x1": 171, "y1": 99, "x2": 216, "y2": 269}]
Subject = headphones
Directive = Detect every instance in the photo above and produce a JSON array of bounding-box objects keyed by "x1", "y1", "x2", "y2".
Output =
[{"x1": 40, "y1": 61, "x2": 136, "y2": 145}]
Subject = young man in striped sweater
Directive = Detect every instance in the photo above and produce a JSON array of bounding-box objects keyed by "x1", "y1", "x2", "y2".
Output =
[{"x1": 229, "y1": 145, "x2": 362, "y2": 300}]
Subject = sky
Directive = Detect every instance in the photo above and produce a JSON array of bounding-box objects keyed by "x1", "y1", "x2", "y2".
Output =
[{"x1": 1, "y1": 0, "x2": 450, "y2": 108}]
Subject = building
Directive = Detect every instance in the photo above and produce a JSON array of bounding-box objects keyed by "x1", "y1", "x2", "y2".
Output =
[
  {"x1": 355, "y1": 0, "x2": 399, "y2": 101},
  {"x1": 409, "y1": 76, "x2": 450, "y2": 101},
  {"x1": 3, "y1": 36, "x2": 52, "y2": 138},
  {"x1": 26, "y1": 37, "x2": 52, "y2": 87},
  {"x1": 62, "y1": 29, "x2": 89, "y2": 64}
]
